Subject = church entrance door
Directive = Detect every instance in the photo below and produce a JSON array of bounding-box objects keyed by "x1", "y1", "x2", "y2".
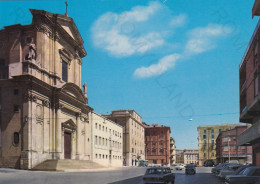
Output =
[{"x1": 64, "y1": 132, "x2": 72, "y2": 159}]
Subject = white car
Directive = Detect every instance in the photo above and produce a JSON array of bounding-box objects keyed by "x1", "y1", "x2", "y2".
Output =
[{"x1": 170, "y1": 163, "x2": 185, "y2": 170}]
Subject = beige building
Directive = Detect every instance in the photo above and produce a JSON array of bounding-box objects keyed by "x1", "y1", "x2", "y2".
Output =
[
  {"x1": 197, "y1": 124, "x2": 244, "y2": 166},
  {"x1": 91, "y1": 112, "x2": 123, "y2": 167},
  {"x1": 170, "y1": 137, "x2": 176, "y2": 164},
  {"x1": 104, "y1": 110, "x2": 145, "y2": 166},
  {"x1": 0, "y1": 9, "x2": 93, "y2": 169},
  {"x1": 183, "y1": 149, "x2": 199, "y2": 165},
  {"x1": 176, "y1": 149, "x2": 184, "y2": 164}
]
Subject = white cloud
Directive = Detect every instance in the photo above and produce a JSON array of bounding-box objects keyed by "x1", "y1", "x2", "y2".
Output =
[
  {"x1": 170, "y1": 14, "x2": 187, "y2": 27},
  {"x1": 185, "y1": 24, "x2": 231, "y2": 54},
  {"x1": 134, "y1": 54, "x2": 181, "y2": 78},
  {"x1": 91, "y1": 1, "x2": 186, "y2": 57}
]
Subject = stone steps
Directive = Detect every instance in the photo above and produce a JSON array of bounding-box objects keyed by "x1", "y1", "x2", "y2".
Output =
[{"x1": 32, "y1": 159, "x2": 106, "y2": 171}]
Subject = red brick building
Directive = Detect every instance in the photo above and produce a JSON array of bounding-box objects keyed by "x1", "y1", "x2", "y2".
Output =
[
  {"x1": 144, "y1": 124, "x2": 171, "y2": 166},
  {"x1": 216, "y1": 126, "x2": 252, "y2": 164},
  {"x1": 238, "y1": 0, "x2": 260, "y2": 166}
]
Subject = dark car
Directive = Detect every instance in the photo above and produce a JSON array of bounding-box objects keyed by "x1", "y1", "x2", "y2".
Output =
[
  {"x1": 204, "y1": 159, "x2": 215, "y2": 167},
  {"x1": 225, "y1": 166, "x2": 260, "y2": 184},
  {"x1": 185, "y1": 164, "x2": 196, "y2": 175},
  {"x1": 143, "y1": 167, "x2": 175, "y2": 184}
]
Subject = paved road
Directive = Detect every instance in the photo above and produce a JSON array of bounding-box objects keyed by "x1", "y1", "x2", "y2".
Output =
[{"x1": 0, "y1": 167, "x2": 224, "y2": 184}]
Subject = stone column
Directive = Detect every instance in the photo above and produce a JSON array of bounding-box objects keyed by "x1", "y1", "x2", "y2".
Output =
[
  {"x1": 55, "y1": 104, "x2": 62, "y2": 156},
  {"x1": 76, "y1": 113, "x2": 80, "y2": 158}
]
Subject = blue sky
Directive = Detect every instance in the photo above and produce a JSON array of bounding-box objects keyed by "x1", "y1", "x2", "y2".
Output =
[{"x1": 0, "y1": 0, "x2": 258, "y2": 149}]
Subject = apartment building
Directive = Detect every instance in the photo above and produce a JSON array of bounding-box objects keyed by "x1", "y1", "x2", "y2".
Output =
[
  {"x1": 104, "y1": 110, "x2": 145, "y2": 166},
  {"x1": 183, "y1": 149, "x2": 199, "y2": 165},
  {"x1": 216, "y1": 126, "x2": 252, "y2": 164},
  {"x1": 144, "y1": 124, "x2": 171, "y2": 166},
  {"x1": 197, "y1": 124, "x2": 243, "y2": 166},
  {"x1": 91, "y1": 112, "x2": 123, "y2": 167},
  {"x1": 238, "y1": 0, "x2": 260, "y2": 166},
  {"x1": 170, "y1": 137, "x2": 176, "y2": 164}
]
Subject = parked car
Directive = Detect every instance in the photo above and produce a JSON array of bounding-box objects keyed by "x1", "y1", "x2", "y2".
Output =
[
  {"x1": 212, "y1": 163, "x2": 227, "y2": 174},
  {"x1": 225, "y1": 166, "x2": 260, "y2": 184},
  {"x1": 204, "y1": 159, "x2": 215, "y2": 167},
  {"x1": 138, "y1": 160, "x2": 148, "y2": 167},
  {"x1": 143, "y1": 167, "x2": 175, "y2": 184},
  {"x1": 225, "y1": 160, "x2": 239, "y2": 164},
  {"x1": 170, "y1": 163, "x2": 185, "y2": 170},
  {"x1": 217, "y1": 164, "x2": 241, "y2": 180},
  {"x1": 185, "y1": 164, "x2": 196, "y2": 175}
]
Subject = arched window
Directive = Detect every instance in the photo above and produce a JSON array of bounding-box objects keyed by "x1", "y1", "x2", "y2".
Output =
[{"x1": 13, "y1": 132, "x2": 19, "y2": 146}]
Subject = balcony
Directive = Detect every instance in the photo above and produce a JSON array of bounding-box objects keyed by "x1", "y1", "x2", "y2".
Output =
[
  {"x1": 253, "y1": 0, "x2": 260, "y2": 17},
  {"x1": 240, "y1": 93, "x2": 260, "y2": 123},
  {"x1": 238, "y1": 120, "x2": 260, "y2": 146}
]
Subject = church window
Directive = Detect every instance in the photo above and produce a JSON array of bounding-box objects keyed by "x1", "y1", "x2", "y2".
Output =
[
  {"x1": 62, "y1": 60, "x2": 68, "y2": 82},
  {"x1": 13, "y1": 132, "x2": 19, "y2": 146}
]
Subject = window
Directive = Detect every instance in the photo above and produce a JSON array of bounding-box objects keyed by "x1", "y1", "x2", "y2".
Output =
[
  {"x1": 212, "y1": 134, "x2": 214, "y2": 139},
  {"x1": 204, "y1": 153, "x2": 207, "y2": 157},
  {"x1": 211, "y1": 129, "x2": 214, "y2": 133},
  {"x1": 99, "y1": 125, "x2": 101, "y2": 130},
  {"x1": 14, "y1": 105, "x2": 19, "y2": 112},
  {"x1": 62, "y1": 60, "x2": 68, "y2": 82},
  {"x1": 219, "y1": 129, "x2": 222, "y2": 133},
  {"x1": 204, "y1": 129, "x2": 207, "y2": 133},
  {"x1": 253, "y1": 169, "x2": 260, "y2": 176},
  {"x1": 203, "y1": 135, "x2": 206, "y2": 139},
  {"x1": 212, "y1": 153, "x2": 214, "y2": 157},
  {"x1": 95, "y1": 123, "x2": 97, "y2": 129},
  {"x1": 13, "y1": 132, "x2": 19, "y2": 146},
  {"x1": 95, "y1": 136, "x2": 97, "y2": 144},
  {"x1": 14, "y1": 89, "x2": 19, "y2": 95}
]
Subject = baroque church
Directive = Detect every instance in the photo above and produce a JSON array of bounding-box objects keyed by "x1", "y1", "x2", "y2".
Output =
[{"x1": 0, "y1": 9, "x2": 93, "y2": 169}]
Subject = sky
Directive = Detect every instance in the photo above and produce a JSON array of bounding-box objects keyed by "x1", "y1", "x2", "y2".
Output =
[{"x1": 0, "y1": 0, "x2": 258, "y2": 149}]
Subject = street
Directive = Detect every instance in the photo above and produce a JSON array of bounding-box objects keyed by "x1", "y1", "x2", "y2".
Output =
[{"x1": 0, "y1": 167, "x2": 224, "y2": 184}]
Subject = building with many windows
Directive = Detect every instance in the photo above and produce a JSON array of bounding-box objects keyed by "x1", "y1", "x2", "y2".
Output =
[
  {"x1": 176, "y1": 149, "x2": 184, "y2": 164},
  {"x1": 170, "y1": 137, "x2": 176, "y2": 165},
  {"x1": 104, "y1": 110, "x2": 145, "y2": 166},
  {"x1": 238, "y1": 0, "x2": 260, "y2": 166},
  {"x1": 144, "y1": 124, "x2": 171, "y2": 166},
  {"x1": 91, "y1": 112, "x2": 123, "y2": 167},
  {"x1": 216, "y1": 126, "x2": 252, "y2": 164},
  {"x1": 183, "y1": 149, "x2": 199, "y2": 165},
  {"x1": 197, "y1": 124, "x2": 243, "y2": 166},
  {"x1": 0, "y1": 9, "x2": 93, "y2": 169}
]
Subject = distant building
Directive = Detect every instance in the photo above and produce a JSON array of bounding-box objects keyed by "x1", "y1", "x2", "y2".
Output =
[
  {"x1": 197, "y1": 124, "x2": 244, "y2": 166},
  {"x1": 238, "y1": 0, "x2": 260, "y2": 167},
  {"x1": 216, "y1": 126, "x2": 252, "y2": 164},
  {"x1": 144, "y1": 124, "x2": 171, "y2": 166},
  {"x1": 91, "y1": 112, "x2": 123, "y2": 167},
  {"x1": 170, "y1": 137, "x2": 176, "y2": 164},
  {"x1": 104, "y1": 110, "x2": 145, "y2": 166},
  {"x1": 176, "y1": 150, "x2": 184, "y2": 164},
  {"x1": 183, "y1": 149, "x2": 199, "y2": 165}
]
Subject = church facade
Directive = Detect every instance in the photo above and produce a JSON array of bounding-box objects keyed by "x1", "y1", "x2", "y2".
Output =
[{"x1": 0, "y1": 9, "x2": 93, "y2": 169}]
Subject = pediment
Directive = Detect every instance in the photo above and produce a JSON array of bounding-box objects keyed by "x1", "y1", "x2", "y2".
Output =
[
  {"x1": 56, "y1": 16, "x2": 83, "y2": 44},
  {"x1": 61, "y1": 83, "x2": 87, "y2": 103},
  {"x1": 62, "y1": 119, "x2": 76, "y2": 131}
]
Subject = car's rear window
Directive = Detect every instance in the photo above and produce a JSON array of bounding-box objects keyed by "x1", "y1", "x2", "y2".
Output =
[{"x1": 146, "y1": 169, "x2": 163, "y2": 174}]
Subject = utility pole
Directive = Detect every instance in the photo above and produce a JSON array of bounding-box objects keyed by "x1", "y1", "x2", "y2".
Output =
[{"x1": 228, "y1": 136, "x2": 231, "y2": 163}]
